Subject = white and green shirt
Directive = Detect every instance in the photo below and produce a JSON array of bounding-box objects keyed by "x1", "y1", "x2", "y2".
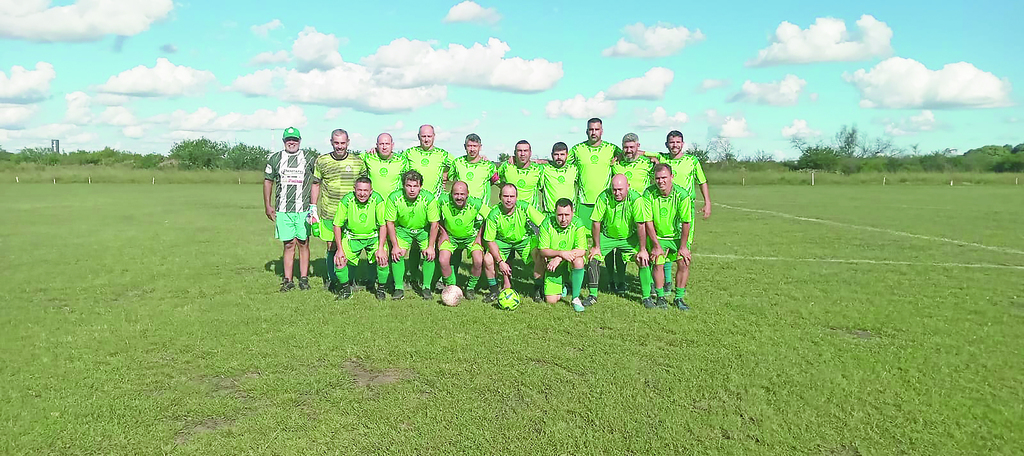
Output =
[{"x1": 265, "y1": 149, "x2": 318, "y2": 213}]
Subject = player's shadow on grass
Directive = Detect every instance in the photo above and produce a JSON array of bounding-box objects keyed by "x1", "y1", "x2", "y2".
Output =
[{"x1": 263, "y1": 257, "x2": 329, "y2": 281}]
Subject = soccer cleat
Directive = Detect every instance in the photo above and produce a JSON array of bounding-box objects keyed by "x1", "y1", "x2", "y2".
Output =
[
  {"x1": 656, "y1": 297, "x2": 669, "y2": 309},
  {"x1": 483, "y1": 289, "x2": 499, "y2": 303},
  {"x1": 582, "y1": 295, "x2": 597, "y2": 307},
  {"x1": 642, "y1": 297, "x2": 657, "y2": 309},
  {"x1": 674, "y1": 298, "x2": 690, "y2": 311},
  {"x1": 464, "y1": 289, "x2": 477, "y2": 301},
  {"x1": 571, "y1": 297, "x2": 585, "y2": 312},
  {"x1": 298, "y1": 277, "x2": 311, "y2": 290},
  {"x1": 375, "y1": 286, "x2": 388, "y2": 301},
  {"x1": 335, "y1": 284, "x2": 352, "y2": 300},
  {"x1": 392, "y1": 289, "x2": 405, "y2": 300},
  {"x1": 279, "y1": 279, "x2": 295, "y2": 292},
  {"x1": 420, "y1": 288, "x2": 433, "y2": 300}
]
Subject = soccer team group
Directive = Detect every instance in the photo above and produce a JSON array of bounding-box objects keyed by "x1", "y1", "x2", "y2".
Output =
[{"x1": 262, "y1": 118, "x2": 711, "y2": 312}]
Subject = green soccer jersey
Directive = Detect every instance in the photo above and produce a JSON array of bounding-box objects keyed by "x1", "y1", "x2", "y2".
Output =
[
  {"x1": 497, "y1": 161, "x2": 543, "y2": 207},
  {"x1": 404, "y1": 146, "x2": 451, "y2": 195},
  {"x1": 539, "y1": 162, "x2": 579, "y2": 212},
  {"x1": 483, "y1": 202, "x2": 546, "y2": 243},
  {"x1": 592, "y1": 188, "x2": 646, "y2": 240},
  {"x1": 642, "y1": 184, "x2": 693, "y2": 240},
  {"x1": 333, "y1": 191, "x2": 386, "y2": 240},
  {"x1": 385, "y1": 189, "x2": 440, "y2": 230},
  {"x1": 649, "y1": 153, "x2": 707, "y2": 194},
  {"x1": 314, "y1": 152, "x2": 366, "y2": 220},
  {"x1": 437, "y1": 195, "x2": 489, "y2": 240},
  {"x1": 568, "y1": 141, "x2": 622, "y2": 205},
  {"x1": 362, "y1": 152, "x2": 410, "y2": 196},
  {"x1": 537, "y1": 217, "x2": 588, "y2": 252},
  {"x1": 612, "y1": 156, "x2": 653, "y2": 194},
  {"x1": 449, "y1": 156, "x2": 496, "y2": 199},
  {"x1": 265, "y1": 149, "x2": 318, "y2": 213}
]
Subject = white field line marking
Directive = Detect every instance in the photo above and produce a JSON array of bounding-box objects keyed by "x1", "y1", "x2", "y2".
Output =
[
  {"x1": 716, "y1": 203, "x2": 1024, "y2": 256},
  {"x1": 695, "y1": 253, "x2": 1024, "y2": 270}
]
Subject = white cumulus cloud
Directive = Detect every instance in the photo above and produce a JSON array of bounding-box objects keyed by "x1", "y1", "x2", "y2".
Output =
[
  {"x1": 781, "y1": 119, "x2": 821, "y2": 138},
  {"x1": 705, "y1": 109, "x2": 752, "y2": 138},
  {"x1": 0, "y1": 0, "x2": 173, "y2": 42},
  {"x1": 443, "y1": 1, "x2": 501, "y2": 24},
  {"x1": 697, "y1": 78, "x2": 729, "y2": 93},
  {"x1": 545, "y1": 92, "x2": 617, "y2": 119},
  {"x1": 634, "y1": 107, "x2": 688, "y2": 131},
  {"x1": 363, "y1": 37, "x2": 563, "y2": 93},
  {"x1": 602, "y1": 22, "x2": 704, "y2": 58},
  {"x1": 122, "y1": 125, "x2": 145, "y2": 138},
  {"x1": 0, "y1": 62, "x2": 56, "y2": 104},
  {"x1": 607, "y1": 67, "x2": 674, "y2": 100},
  {"x1": 97, "y1": 106, "x2": 138, "y2": 127},
  {"x1": 64, "y1": 92, "x2": 93, "y2": 124},
  {"x1": 844, "y1": 57, "x2": 1013, "y2": 109},
  {"x1": 747, "y1": 15, "x2": 893, "y2": 67},
  {"x1": 97, "y1": 58, "x2": 216, "y2": 97},
  {"x1": 165, "y1": 106, "x2": 307, "y2": 132},
  {"x1": 0, "y1": 104, "x2": 39, "y2": 129},
  {"x1": 292, "y1": 26, "x2": 344, "y2": 72},
  {"x1": 251, "y1": 19, "x2": 282, "y2": 37},
  {"x1": 249, "y1": 50, "x2": 290, "y2": 66},
  {"x1": 884, "y1": 110, "x2": 938, "y2": 136},
  {"x1": 729, "y1": 74, "x2": 807, "y2": 106}
]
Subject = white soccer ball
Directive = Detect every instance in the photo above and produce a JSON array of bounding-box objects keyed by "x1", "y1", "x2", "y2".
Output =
[{"x1": 441, "y1": 285, "x2": 464, "y2": 307}]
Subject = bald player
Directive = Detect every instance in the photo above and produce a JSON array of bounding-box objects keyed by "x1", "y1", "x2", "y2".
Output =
[
  {"x1": 436, "y1": 181, "x2": 490, "y2": 299},
  {"x1": 404, "y1": 125, "x2": 451, "y2": 196},
  {"x1": 587, "y1": 174, "x2": 652, "y2": 307}
]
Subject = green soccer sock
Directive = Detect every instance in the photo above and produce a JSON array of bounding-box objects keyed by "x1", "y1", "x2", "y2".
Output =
[
  {"x1": 467, "y1": 274, "x2": 480, "y2": 290},
  {"x1": 443, "y1": 273, "x2": 457, "y2": 286},
  {"x1": 571, "y1": 268, "x2": 585, "y2": 299},
  {"x1": 663, "y1": 262, "x2": 672, "y2": 289},
  {"x1": 487, "y1": 277, "x2": 497, "y2": 286},
  {"x1": 421, "y1": 260, "x2": 436, "y2": 289},
  {"x1": 392, "y1": 258, "x2": 406, "y2": 290},
  {"x1": 375, "y1": 265, "x2": 390, "y2": 285},
  {"x1": 655, "y1": 286, "x2": 665, "y2": 297},
  {"x1": 676, "y1": 287, "x2": 686, "y2": 300},
  {"x1": 639, "y1": 266, "x2": 653, "y2": 297},
  {"x1": 336, "y1": 264, "x2": 349, "y2": 283}
]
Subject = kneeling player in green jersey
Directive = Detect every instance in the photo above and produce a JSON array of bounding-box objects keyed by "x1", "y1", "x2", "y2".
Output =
[
  {"x1": 437, "y1": 181, "x2": 490, "y2": 300},
  {"x1": 587, "y1": 174, "x2": 653, "y2": 307},
  {"x1": 385, "y1": 170, "x2": 441, "y2": 300},
  {"x1": 332, "y1": 177, "x2": 390, "y2": 301},
  {"x1": 537, "y1": 199, "x2": 589, "y2": 312},
  {"x1": 642, "y1": 164, "x2": 694, "y2": 310},
  {"x1": 483, "y1": 183, "x2": 547, "y2": 303}
]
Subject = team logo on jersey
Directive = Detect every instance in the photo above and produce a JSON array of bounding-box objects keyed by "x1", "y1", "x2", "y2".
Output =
[
  {"x1": 590, "y1": 154, "x2": 599, "y2": 164},
  {"x1": 517, "y1": 179, "x2": 526, "y2": 187},
  {"x1": 421, "y1": 158, "x2": 430, "y2": 165},
  {"x1": 467, "y1": 171, "x2": 475, "y2": 179},
  {"x1": 345, "y1": 166, "x2": 352, "y2": 171},
  {"x1": 626, "y1": 171, "x2": 633, "y2": 179},
  {"x1": 660, "y1": 207, "x2": 668, "y2": 217},
  {"x1": 557, "y1": 176, "x2": 565, "y2": 183},
  {"x1": 559, "y1": 240, "x2": 566, "y2": 248},
  {"x1": 379, "y1": 168, "x2": 388, "y2": 176},
  {"x1": 455, "y1": 219, "x2": 465, "y2": 226},
  {"x1": 359, "y1": 213, "x2": 368, "y2": 222}
]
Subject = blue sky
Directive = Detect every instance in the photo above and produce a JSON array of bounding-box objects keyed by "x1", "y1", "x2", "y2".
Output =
[{"x1": 0, "y1": 0, "x2": 1021, "y2": 159}]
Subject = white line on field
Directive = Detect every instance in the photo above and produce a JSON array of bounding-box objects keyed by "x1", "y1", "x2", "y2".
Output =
[
  {"x1": 716, "y1": 203, "x2": 1024, "y2": 256},
  {"x1": 695, "y1": 253, "x2": 1024, "y2": 270}
]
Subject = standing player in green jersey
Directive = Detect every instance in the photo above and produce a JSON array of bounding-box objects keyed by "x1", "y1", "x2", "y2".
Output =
[
  {"x1": 537, "y1": 198, "x2": 589, "y2": 312},
  {"x1": 587, "y1": 174, "x2": 653, "y2": 306},
  {"x1": 538, "y1": 142, "x2": 579, "y2": 214},
  {"x1": 449, "y1": 133, "x2": 498, "y2": 199},
  {"x1": 642, "y1": 164, "x2": 694, "y2": 310},
  {"x1": 436, "y1": 181, "x2": 490, "y2": 300},
  {"x1": 404, "y1": 125, "x2": 451, "y2": 195},
  {"x1": 332, "y1": 177, "x2": 390, "y2": 301},
  {"x1": 483, "y1": 183, "x2": 547, "y2": 303},
  {"x1": 385, "y1": 170, "x2": 441, "y2": 300},
  {"x1": 363, "y1": 133, "x2": 410, "y2": 194},
  {"x1": 568, "y1": 118, "x2": 621, "y2": 225},
  {"x1": 264, "y1": 127, "x2": 319, "y2": 292},
  {"x1": 612, "y1": 133, "x2": 653, "y2": 193},
  {"x1": 311, "y1": 128, "x2": 366, "y2": 291},
  {"x1": 497, "y1": 140, "x2": 544, "y2": 208}
]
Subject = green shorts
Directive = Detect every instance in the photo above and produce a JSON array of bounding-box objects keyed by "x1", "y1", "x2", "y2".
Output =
[
  {"x1": 275, "y1": 212, "x2": 311, "y2": 241},
  {"x1": 439, "y1": 236, "x2": 484, "y2": 254},
  {"x1": 648, "y1": 237, "x2": 690, "y2": 265},
  {"x1": 597, "y1": 234, "x2": 640, "y2": 263},
  {"x1": 395, "y1": 226, "x2": 431, "y2": 251},
  {"x1": 544, "y1": 263, "x2": 572, "y2": 296},
  {"x1": 493, "y1": 237, "x2": 536, "y2": 265},
  {"x1": 340, "y1": 236, "x2": 382, "y2": 266},
  {"x1": 314, "y1": 218, "x2": 335, "y2": 242}
]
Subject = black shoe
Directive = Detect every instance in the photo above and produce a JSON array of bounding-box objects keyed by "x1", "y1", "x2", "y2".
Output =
[
  {"x1": 582, "y1": 295, "x2": 597, "y2": 307},
  {"x1": 375, "y1": 286, "x2": 388, "y2": 301},
  {"x1": 656, "y1": 297, "x2": 668, "y2": 309},
  {"x1": 613, "y1": 282, "x2": 627, "y2": 296},
  {"x1": 279, "y1": 279, "x2": 295, "y2": 292},
  {"x1": 298, "y1": 277, "x2": 311, "y2": 290},
  {"x1": 420, "y1": 288, "x2": 433, "y2": 300},
  {"x1": 465, "y1": 289, "x2": 477, "y2": 300},
  {"x1": 335, "y1": 284, "x2": 352, "y2": 300},
  {"x1": 483, "y1": 289, "x2": 499, "y2": 303},
  {"x1": 642, "y1": 297, "x2": 657, "y2": 309},
  {"x1": 674, "y1": 298, "x2": 690, "y2": 311},
  {"x1": 392, "y1": 289, "x2": 405, "y2": 300}
]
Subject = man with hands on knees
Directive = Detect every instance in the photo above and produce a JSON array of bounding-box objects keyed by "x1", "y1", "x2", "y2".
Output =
[{"x1": 331, "y1": 176, "x2": 390, "y2": 301}]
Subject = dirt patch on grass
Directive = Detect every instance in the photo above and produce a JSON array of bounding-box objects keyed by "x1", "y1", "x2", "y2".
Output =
[
  {"x1": 342, "y1": 359, "x2": 412, "y2": 387},
  {"x1": 174, "y1": 418, "x2": 234, "y2": 445},
  {"x1": 829, "y1": 327, "x2": 875, "y2": 340},
  {"x1": 199, "y1": 371, "x2": 262, "y2": 400},
  {"x1": 825, "y1": 444, "x2": 862, "y2": 455}
]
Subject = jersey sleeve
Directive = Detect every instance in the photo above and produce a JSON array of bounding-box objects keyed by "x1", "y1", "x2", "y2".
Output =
[
  {"x1": 332, "y1": 195, "x2": 348, "y2": 227},
  {"x1": 630, "y1": 194, "x2": 646, "y2": 223},
  {"x1": 313, "y1": 157, "x2": 324, "y2": 180},
  {"x1": 427, "y1": 195, "x2": 441, "y2": 222},
  {"x1": 693, "y1": 157, "x2": 707, "y2": 185},
  {"x1": 264, "y1": 154, "x2": 278, "y2": 180},
  {"x1": 679, "y1": 193, "x2": 693, "y2": 224},
  {"x1": 384, "y1": 193, "x2": 398, "y2": 222},
  {"x1": 537, "y1": 221, "x2": 553, "y2": 249},
  {"x1": 496, "y1": 162, "x2": 508, "y2": 183},
  {"x1": 566, "y1": 145, "x2": 579, "y2": 165},
  {"x1": 639, "y1": 193, "x2": 653, "y2": 222},
  {"x1": 572, "y1": 225, "x2": 587, "y2": 249},
  {"x1": 591, "y1": 193, "x2": 607, "y2": 223},
  {"x1": 483, "y1": 208, "x2": 499, "y2": 242},
  {"x1": 527, "y1": 205, "x2": 546, "y2": 226},
  {"x1": 373, "y1": 194, "x2": 386, "y2": 227}
]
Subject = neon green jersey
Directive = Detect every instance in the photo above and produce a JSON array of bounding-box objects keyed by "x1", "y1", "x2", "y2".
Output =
[
  {"x1": 642, "y1": 184, "x2": 693, "y2": 240},
  {"x1": 611, "y1": 156, "x2": 653, "y2": 194},
  {"x1": 314, "y1": 152, "x2": 366, "y2": 220},
  {"x1": 332, "y1": 191, "x2": 385, "y2": 240},
  {"x1": 497, "y1": 161, "x2": 543, "y2": 207},
  {"x1": 404, "y1": 146, "x2": 451, "y2": 195},
  {"x1": 568, "y1": 141, "x2": 621, "y2": 204},
  {"x1": 537, "y1": 217, "x2": 588, "y2": 251},
  {"x1": 539, "y1": 162, "x2": 579, "y2": 212},
  {"x1": 592, "y1": 188, "x2": 646, "y2": 240},
  {"x1": 483, "y1": 202, "x2": 546, "y2": 243},
  {"x1": 449, "y1": 156, "x2": 496, "y2": 199},
  {"x1": 362, "y1": 152, "x2": 409, "y2": 196},
  {"x1": 647, "y1": 152, "x2": 707, "y2": 193},
  {"x1": 437, "y1": 195, "x2": 489, "y2": 241},
  {"x1": 384, "y1": 189, "x2": 440, "y2": 231}
]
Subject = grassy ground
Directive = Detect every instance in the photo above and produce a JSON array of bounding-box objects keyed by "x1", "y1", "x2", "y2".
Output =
[{"x1": 1, "y1": 184, "x2": 1022, "y2": 454}]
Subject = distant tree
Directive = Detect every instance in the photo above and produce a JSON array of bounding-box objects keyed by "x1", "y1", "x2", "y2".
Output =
[
  {"x1": 751, "y1": 150, "x2": 774, "y2": 163},
  {"x1": 497, "y1": 152, "x2": 511, "y2": 164},
  {"x1": 796, "y1": 145, "x2": 841, "y2": 171},
  {"x1": 169, "y1": 138, "x2": 229, "y2": 169},
  {"x1": 301, "y1": 147, "x2": 320, "y2": 156},
  {"x1": 834, "y1": 125, "x2": 860, "y2": 157},
  {"x1": 225, "y1": 143, "x2": 271, "y2": 171},
  {"x1": 687, "y1": 143, "x2": 710, "y2": 163}
]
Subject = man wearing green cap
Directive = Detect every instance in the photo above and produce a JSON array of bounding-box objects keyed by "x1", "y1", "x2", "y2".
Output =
[
  {"x1": 264, "y1": 127, "x2": 319, "y2": 292},
  {"x1": 404, "y1": 125, "x2": 451, "y2": 195},
  {"x1": 310, "y1": 128, "x2": 366, "y2": 292}
]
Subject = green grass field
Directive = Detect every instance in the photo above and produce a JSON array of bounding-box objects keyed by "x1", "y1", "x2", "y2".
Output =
[{"x1": 2, "y1": 184, "x2": 1022, "y2": 454}]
